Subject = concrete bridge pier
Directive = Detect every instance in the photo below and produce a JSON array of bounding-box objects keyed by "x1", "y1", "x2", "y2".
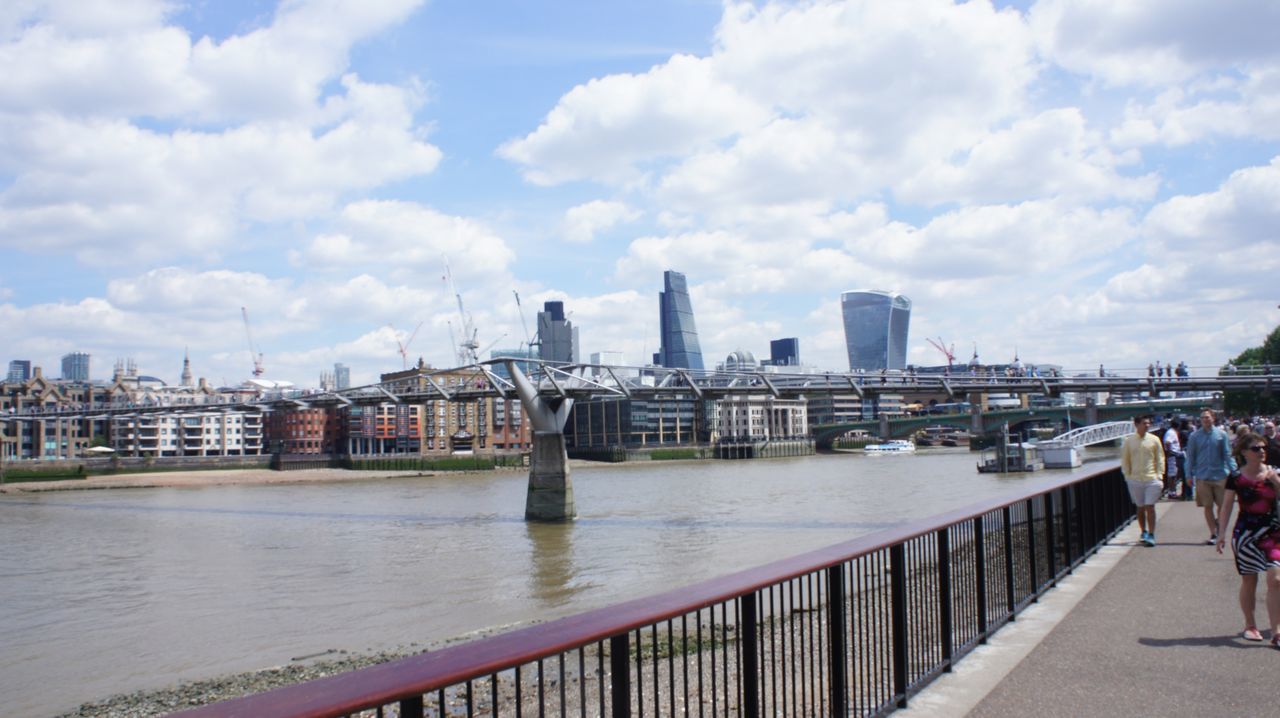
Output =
[{"x1": 505, "y1": 361, "x2": 576, "y2": 522}]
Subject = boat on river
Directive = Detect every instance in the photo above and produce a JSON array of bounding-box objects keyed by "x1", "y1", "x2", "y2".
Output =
[{"x1": 864, "y1": 440, "x2": 916, "y2": 454}]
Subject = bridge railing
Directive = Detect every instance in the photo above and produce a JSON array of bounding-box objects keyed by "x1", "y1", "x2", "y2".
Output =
[{"x1": 173, "y1": 464, "x2": 1131, "y2": 718}]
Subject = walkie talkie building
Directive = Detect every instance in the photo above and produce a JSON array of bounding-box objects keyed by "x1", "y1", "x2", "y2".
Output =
[
  {"x1": 656, "y1": 270, "x2": 704, "y2": 370},
  {"x1": 841, "y1": 290, "x2": 911, "y2": 371}
]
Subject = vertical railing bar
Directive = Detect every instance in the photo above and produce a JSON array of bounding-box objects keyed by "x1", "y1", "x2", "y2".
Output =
[
  {"x1": 1045, "y1": 490, "x2": 1057, "y2": 587},
  {"x1": 722, "y1": 602, "x2": 730, "y2": 717},
  {"x1": 577, "y1": 650, "x2": 586, "y2": 718},
  {"x1": 938, "y1": 526, "x2": 953, "y2": 669},
  {"x1": 466, "y1": 679, "x2": 474, "y2": 718},
  {"x1": 537, "y1": 658, "x2": 546, "y2": 718},
  {"x1": 681, "y1": 614, "x2": 691, "y2": 717},
  {"x1": 650, "y1": 623, "x2": 659, "y2": 717},
  {"x1": 709, "y1": 607, "x2": 718, "y2": 718},
  {"x1": 1026, "y1": 498, "x2": 1039, "y2": 600},
  {"x1": 610, "y1": 634, "x2": 630, "y2": 718},
  {"x1": 697, "y1": 610, "x2": 704, "y2": 718},
  {"x1": 399, "y1": 694, "x2": 423, "y2": 718},
  {"x1": 635, "y1": 628, "x2": 644, "y2": 718},
  {"x1": 558, "y1": 652, "x2": 566, "y2": 718},
  {"x1": 827, "y1": 563, "x2": 848, "y2": 716},
  {"x1": 974, "y1": 515, "x2": 987, "y2": 639},
  {"x1": 890, "y1": 542, "x2": 908, "y2": 708},
  {"x1": 741, "y1": 593, "x2": 760, "y2": 718},
  {"x1": 762, "y1": 586, "x2": 773, "y2": 711},
  {"x1": 597, "y1": 642, "x2": 605, "y2": 718},
  {"x1": 666, "y1": 618, "x2": 675, "y2": 718},
  {"x1": 1002, "y1": 506, "x2": 1015, "y2": 617}
]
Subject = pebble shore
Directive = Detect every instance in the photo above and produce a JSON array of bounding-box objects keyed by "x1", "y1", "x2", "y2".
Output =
[{"x1": 56, "y1": 646, "x2": 425, "y2": 718}]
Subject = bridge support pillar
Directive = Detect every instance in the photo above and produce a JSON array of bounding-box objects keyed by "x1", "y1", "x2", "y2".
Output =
[
  {"x1": 1084, "y1": 398, "x2": 1099, "y2": 427},
  {"x1": 879, "y1": 413, "x2": 890, "y2": 439},
  {"x1": 506, "y1": 361, "x2": 576, "y2": 522}
]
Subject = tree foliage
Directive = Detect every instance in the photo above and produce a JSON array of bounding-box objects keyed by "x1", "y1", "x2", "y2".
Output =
[{"x1": 1233, "y1": 324, "x2": 1280, "y2": 366}]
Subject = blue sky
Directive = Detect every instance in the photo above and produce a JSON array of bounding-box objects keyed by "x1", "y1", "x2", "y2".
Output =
[{"x1": 1, "y1": 0, "x2": 1278, "y2": 387}]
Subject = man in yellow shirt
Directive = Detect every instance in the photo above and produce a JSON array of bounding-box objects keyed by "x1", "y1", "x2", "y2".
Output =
[{"x1": 1121, "y1": 415, "x2": 1166, "y2": 546}]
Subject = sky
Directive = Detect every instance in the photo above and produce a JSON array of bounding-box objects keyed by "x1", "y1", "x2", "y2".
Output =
[{"x1": 2, "y1": 0, "x2": 1279, "y2": 388}]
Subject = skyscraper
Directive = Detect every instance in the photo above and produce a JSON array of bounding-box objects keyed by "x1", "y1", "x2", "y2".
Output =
[
  {"x1": 840, "y1": 290, "x2": 911, "y2": 371},
  {"x1": 770, "y1": 338, "x2": 800, "y2": 367},
  {"x1": 6, "y1": 359, "x2": 31, "y2": 383},
  {"x1": 61, "y1": 352, "x2": 91, "y2": 382},
  {"x1": 656, "y1": 270, "x2": 704, "y2": 370},
  {"x1": 537, "y1": 301, "x2": 578, "y2": 364},
  {"x1": 334, "y1": 362, "x2": 351, "y2": 390}
]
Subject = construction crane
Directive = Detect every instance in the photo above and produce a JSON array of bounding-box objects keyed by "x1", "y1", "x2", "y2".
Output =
[
  {"x1": 443, "y1": 261, "x2": 480, "y2": 365},
  {"x1": 391, "y1": 321, "x2": 424, "y2": 369},
  {"x1": 926, "y1": 337, "x2": 956, "y2": 367},
  {"x1": 512, "y1": 290, "x2": 540, "y2": 355},
  {"x1": 240, "y1": 307, "x2": 265, "y2": 378}
]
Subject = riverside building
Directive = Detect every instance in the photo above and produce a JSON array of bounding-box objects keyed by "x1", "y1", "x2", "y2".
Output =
[{"x1": 840, "y1": 290, "x2": 911, "y2": 371}]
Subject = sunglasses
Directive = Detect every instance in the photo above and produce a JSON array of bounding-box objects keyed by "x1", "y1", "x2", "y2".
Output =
[{"x1": 1247, "y1": 445, "x2": 1267, "y2": 452}]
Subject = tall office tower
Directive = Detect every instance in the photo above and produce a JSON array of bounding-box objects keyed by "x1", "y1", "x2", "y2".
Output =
[
  {"x1": 180, "y1": 349, "x2": 193, "y2": 387},
  {"x1": 6, "y1": 359, "x2": 31, "y2": 383},
  {"x1": 61, "y1": 352, "x2": 91, "y2": 382},
  {"x1": 656, "y1": 270, "x2": 704, "y2": 370},
  {"x1": 840, "y1": 290, "x2": 911, "y2": 371},
  {"x1": 770, "y1": 338, "x2": 800, "y2": 367},
  {"x1": 537, "y1": 301, "x2": 579, "y2": 364},
  {"x1": 334, "y1": 363, "x2": 351, "y2": 390}
]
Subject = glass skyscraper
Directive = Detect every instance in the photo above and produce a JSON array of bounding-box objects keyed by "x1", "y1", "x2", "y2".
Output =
[
  {"x1": 61, "y1": 352, "x2": 91, "y2": 382},
  {"x1": 537, "y1": 301, "x2": 578, "y2": 364},
  {"x1": 656, "y1": 270, "x2": 704, "y2": 370},
  {"x1": 840, "y1": 290, "x2": 911, "y2": 371}
]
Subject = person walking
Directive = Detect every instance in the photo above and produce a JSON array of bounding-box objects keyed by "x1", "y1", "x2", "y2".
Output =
[
  {"x1": 1263, "y1": 421, "x2": 1280, "y2": 470},
  {"x1": 1163, "y1": 419, "x2": 1184, "y2": 499},
  {"x1": 1186, "y1": 409, "x2": 1237, "y2": 544},
  {"x1": 1215, "y1": 432, "x2": 1280, "y2": 646},
  {"x1": 1121, "y1": 415, "x2": 1165, "y2": 546}
]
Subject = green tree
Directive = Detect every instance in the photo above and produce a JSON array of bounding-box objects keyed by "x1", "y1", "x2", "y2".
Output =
[
  {"x1": 1233, "y1": 324, "x2": 1280, "y2": 366},
  {"x1": 1225, "y1": 323, "x2": 1280, "y2": 414}
]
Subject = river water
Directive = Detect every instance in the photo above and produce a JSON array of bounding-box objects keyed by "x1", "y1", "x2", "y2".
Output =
[{"x1": 0, "y1": 448, "x2": 1118, "y2": 717}]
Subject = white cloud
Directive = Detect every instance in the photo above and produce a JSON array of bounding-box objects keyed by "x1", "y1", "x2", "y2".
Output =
[
  {"x1": 562, "y1": 200, "x2": 640, "y2": 243},
  {"x1": 899, "y1": 108, "x2": 1159, "y2": 206},
  {"x1": 1029, "y1": 0, "x2": 1280, "y2": 87}
]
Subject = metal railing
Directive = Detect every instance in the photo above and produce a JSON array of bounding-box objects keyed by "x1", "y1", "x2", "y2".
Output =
[{"x1": 173, "y1": 464, "x2": 1132, "y2": 718}]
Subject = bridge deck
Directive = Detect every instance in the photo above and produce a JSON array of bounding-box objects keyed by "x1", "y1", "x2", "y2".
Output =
[{"x1": 903, "y1": 497, "x2": 1272, "y2": 717}]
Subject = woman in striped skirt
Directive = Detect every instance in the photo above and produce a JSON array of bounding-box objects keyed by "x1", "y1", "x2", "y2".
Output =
[{"x1": 1216, "y1": 431, "x2": 1280, "y2": 648}]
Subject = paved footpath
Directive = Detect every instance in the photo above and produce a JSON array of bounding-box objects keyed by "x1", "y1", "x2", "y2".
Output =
[{"x1": 899, "y1": 498, "x2": 1279, "y2": 718}]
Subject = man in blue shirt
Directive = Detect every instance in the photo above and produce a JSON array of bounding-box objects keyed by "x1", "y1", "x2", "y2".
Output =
[{"x1": 1183, "y1": 409, "x2": 1237, "y2": 544}]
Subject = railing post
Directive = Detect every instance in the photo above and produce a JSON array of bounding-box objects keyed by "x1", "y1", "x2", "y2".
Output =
[
  {"x1": 973, "y1": 516, "x2": 988, "y2": 639},
  {"x1": 741, "y1": 592, "x2": 761, "y2": 718},
  {"x1": 399, "y1": 694, "x2": 423, "y2": 717},
  {"x1": 611, "y1": 633, "x2": 631, "y2": 718},
  {"x1": 1044, "y1": 490, "x2": 1056, "y2": 585},
  {"x1": 1002, "y1": 506, "x2": 1016, "y2": 616},
  {"x1": 936, "y1": 528, "x2": 953, "y2": 668},
  {"x1": 826, "y1": 566, "x2": 847, "y2": 716},
  {"x1": 890, "y1": 544, "x2": 908, "y2": 707}
]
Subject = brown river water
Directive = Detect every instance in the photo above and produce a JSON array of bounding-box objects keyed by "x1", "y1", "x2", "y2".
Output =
[{"x1": 0, "y1": 447, "x2": 1118, "y2": 717}]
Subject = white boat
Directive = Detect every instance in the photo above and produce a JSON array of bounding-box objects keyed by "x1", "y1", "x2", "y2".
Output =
[{"x1": 864, "y1": 440, "x2": 916, "y2": 454}]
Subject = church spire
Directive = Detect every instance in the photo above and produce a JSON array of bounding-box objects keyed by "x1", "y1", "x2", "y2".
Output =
[{"x1": 181, "y1": 347, "x2": 193, "y2": 387}]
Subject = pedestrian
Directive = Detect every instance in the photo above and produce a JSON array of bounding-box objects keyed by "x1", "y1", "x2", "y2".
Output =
[
  {"x1": 1148, "y1": 363, "x2": 1155, "y2": 378},
  {"x1": 1121, "y1": 414, "x2": 1165, "y2": 546},
  {"x1": 1185, "y1": 409, "x2": 1238, "y2": 544},
  {"x1": 1215, "y1": 432, "x2": 1280, "y2": 647},
  {"x1": 1265, "y1": 422, "x2": 1280, "y2": 470},
  {"x1": 1164, "y1": 363, "x2": 1172, "y2": 378},
  {"x1": 1178, "y1": 419, "x2": 1194, "y2": 500},
  {"x1": 1099, "y1": 364, "x2": 1105, "y2": 377},
  {"x1": 1163, "y1": 419, "x2": 1185, "y2": 499}
]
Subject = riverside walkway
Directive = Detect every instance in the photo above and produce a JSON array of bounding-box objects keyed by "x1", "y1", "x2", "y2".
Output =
[{"x1": 902, "y1": 498, "x2": 1277, "y2": 718}]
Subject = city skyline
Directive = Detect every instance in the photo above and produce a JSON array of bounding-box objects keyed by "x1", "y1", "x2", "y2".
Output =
[{"x1": 2, "y1": 0, "x2": 1279, "y2": 387}]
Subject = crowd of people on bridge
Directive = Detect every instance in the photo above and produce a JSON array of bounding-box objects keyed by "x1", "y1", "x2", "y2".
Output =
[{"x1": 1121, "y1": 409, "x2": 1280, "y2": 649}]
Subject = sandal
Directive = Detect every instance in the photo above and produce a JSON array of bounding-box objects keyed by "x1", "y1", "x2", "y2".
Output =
[
  {"x1": 1272, "y1": 635, "x2": 1280, "y2": 650},
  {"x1": 1242, "y1": 627, "x2": 1264, "y2": 641}
]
